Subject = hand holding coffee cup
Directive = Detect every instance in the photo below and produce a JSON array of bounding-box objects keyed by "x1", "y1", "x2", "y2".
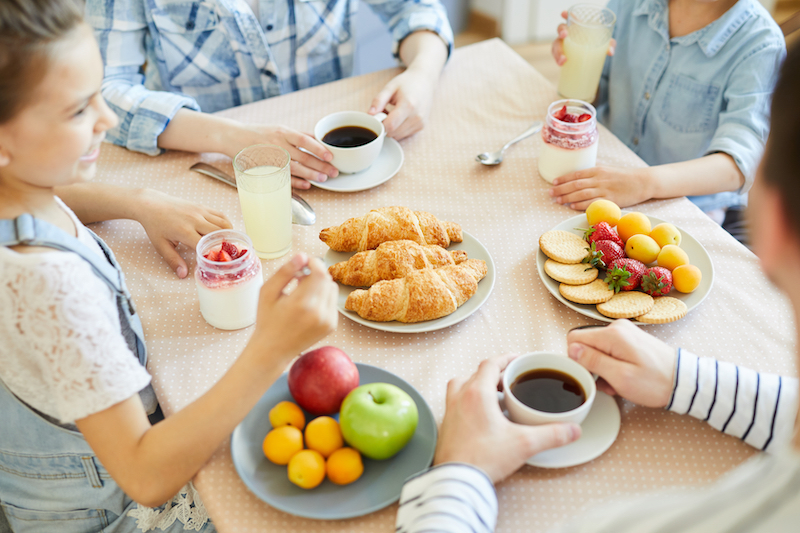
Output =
[
  {"x1": 314, "y1": 111, "x2": 388, "y2": 174},
  {"x1": 501, "y1": 352, "x2": 597, "y2": 426}
]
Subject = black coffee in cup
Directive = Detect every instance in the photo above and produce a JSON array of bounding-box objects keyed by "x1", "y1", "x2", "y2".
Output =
[
  {"x1": 322, "y1": 126, "x2": 378, "y2": 148},
  {"x1": 510, "y1": 369, "x2": 585, "y2": 413}
]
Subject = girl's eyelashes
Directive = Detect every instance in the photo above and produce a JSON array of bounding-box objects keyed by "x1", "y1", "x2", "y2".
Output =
[{"x1": 72, "y1": 104, "x2": 89, "y2": 118}]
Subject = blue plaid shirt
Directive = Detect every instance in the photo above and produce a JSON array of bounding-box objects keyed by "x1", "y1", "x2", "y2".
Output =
[{"x1": 87, "y1": 0, "x2": 453, "y2": 156}]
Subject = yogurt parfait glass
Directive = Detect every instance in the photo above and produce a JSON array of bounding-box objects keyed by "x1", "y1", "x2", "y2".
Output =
[
  {"x1": 538, "y1": 99, "x2": 599, "y2": 184},
  {"x1": 195, "y1": 230, "x2": 263, "y2": 330}
]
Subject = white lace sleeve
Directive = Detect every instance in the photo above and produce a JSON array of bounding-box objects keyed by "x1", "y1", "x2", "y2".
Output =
[{"x1": 0, "y1": 249, "x2": 151, "y2": 423}]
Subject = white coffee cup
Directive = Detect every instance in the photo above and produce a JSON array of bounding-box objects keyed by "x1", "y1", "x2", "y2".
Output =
[
  {"x1": 500, "y1": 352, "x2": 596, "y2": 426},
  {"x1": 315, "y1": 111, "x2": 387, "y2": 174}
]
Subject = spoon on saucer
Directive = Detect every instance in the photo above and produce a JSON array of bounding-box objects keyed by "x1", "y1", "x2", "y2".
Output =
[
  {"x1": 476, "y1": 121, "x2": 543, "y2": 166},
  {"x1": 189, "y1": 163, "x2": 316, "y2": 226}
]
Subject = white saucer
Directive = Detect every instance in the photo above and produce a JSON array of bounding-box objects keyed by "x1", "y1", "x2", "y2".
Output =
[
  {"x1": 526, "y1": 392, "x2": 620, "y2": 469},
  {"x1": 312, "y1": 138, "x2": 403, "y2": 192}
]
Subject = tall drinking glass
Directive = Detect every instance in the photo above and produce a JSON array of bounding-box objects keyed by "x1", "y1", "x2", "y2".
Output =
[
  {"x1": 557, "y1": 4, "x2": 616, "y2": 101},
  {"x1": 233, "y1": 144, "x2": 292, "y2": 259}
]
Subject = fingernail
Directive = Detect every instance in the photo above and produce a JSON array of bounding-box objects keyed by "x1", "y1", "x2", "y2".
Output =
[
  {"x1": 324, "y1": 152, "x2": 333, "y2": 162},
  {"x1": 329, "y1": 169, "x2": 339, "y2": 178},
  {"x1": 548, "y1": 189, "x2": 555, "y2": 197},
  {"x1": 568, "y1": 343, "x2": 583, "y2": 361},
  {"x1": 609, "y1": 46, "x2": 615, "y2": 55},
  {"x1": 317, "y1": 172, "x2": 327, "y2": 182},
  {"x1": 177, "y1": 265, "x2": 187, "y2": 278},
  {"x1": 368, "y1": 107, "x2": 376, "y2": 114},
  {"x1": 569, "y1": 424, "x2": 581, "y2": 441},
  {"x1": 292, "y1": 253, "x2": 308, "y2": 268}
]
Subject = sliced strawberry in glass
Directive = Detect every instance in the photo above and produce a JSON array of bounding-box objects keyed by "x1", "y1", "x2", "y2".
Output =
[
  {"x1": 562, "y1": 113, "x2": 579, "y2": 123},
  {"x1": 204, "y1": 249, "x2": 220, "y2": 261},
  {"x1": 553, "y1": 105, "x2": 568, "y2": 120},
  {"x1": 235, "y1": 248, "x2": 248, "y2": 259},
  {"x1": 217, "y1": 250, "x2": 232, "y2": 262},
  {"x1": 221, "y1": 241, "x2": 238, "y2": 258},
  {"x1": 577, "y1": 113, "x2": 591, "y2": 122}
]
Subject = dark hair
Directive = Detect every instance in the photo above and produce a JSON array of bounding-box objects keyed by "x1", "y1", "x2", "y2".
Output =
[
  {"x1": 0, "y1": 0, "x2": 85, "y2": 123},
  {"x1": 764, "y1": 41, "x2": 800, "y2": 237}
]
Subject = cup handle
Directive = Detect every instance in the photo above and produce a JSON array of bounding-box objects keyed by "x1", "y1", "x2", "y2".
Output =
[
  {"x1": 497, "y1": 390, "x2": 506, "y2": 411},
  {"x1": 373, "y1": 112, "x2": 388, "y2": 122}
]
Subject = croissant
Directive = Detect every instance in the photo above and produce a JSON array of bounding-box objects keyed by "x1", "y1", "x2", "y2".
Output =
[
  {"x1": 344, "y1": 259, "x2": 488, "y2": 323},
  {"x1": 329, "y1": 240, "x2": 468, "y2": 287},
  {"x1": 319, "y1": 206, "x2": 463, "y2": 252}
]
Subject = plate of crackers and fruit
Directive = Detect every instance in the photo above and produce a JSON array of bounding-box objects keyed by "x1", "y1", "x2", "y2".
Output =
[
  {"x1": 537, "y1": 200, "x2": 714, "y2": 324},
  {"x1": 319, "y1": 206, "x2": 496, "y2": 333}
]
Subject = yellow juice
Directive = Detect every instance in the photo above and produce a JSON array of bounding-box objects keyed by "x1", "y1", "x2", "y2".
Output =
[
  {"x1": 237, "y1": 165, "x2": 291, "y2": 259},
  {"x1": 558, "y1": 26, "x2": 612, "y2": 101}
]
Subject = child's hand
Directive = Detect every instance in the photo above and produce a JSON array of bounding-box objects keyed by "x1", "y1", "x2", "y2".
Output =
[
  {"x1": 136, "y1": 189, "x2": 232, "y2": 278},
  {"x1": 252, "y1": 254, "x2": 338, "y2": 359},
  {"x1": 551, "y1": 11, "x2": 616, "y2": 66},
  {"x1": 549, "y1": 166, "x2": 653, "y2": 210}
]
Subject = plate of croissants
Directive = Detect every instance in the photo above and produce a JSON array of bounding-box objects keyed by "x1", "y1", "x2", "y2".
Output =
[{"x1": 320, "y1": 206, "x2": 495, "y2": 333}]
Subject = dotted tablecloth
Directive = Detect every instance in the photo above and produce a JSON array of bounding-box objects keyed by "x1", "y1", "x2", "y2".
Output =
[{"x1": 93, "y1": 39, "x2": 796, "y2": 532}]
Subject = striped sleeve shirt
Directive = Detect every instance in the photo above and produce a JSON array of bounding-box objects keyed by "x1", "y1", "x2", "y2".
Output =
[
  {"x1": 396, "y1": 352, "x2": 800, "y2": 532},
  {"x1": 86, "y1": 0, "x2": 454, "y2": 156}
]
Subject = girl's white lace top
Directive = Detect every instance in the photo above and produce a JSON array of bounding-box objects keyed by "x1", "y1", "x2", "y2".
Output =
[{"x1": 0, "y1": 199, "x2": 151, "y2": 423}]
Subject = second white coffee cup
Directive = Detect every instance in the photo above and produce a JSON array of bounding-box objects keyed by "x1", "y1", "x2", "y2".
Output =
[
  {"x1": 315, "y1": 111, "x2": 387, "y2": 174},
  {"x1": 501, "y1": 352, "x2": 596, "y2": 426}
]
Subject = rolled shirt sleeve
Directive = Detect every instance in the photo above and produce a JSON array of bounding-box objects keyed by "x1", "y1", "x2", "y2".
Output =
[
  {"x1": 396, "y1": 463, "x2": 498, "y2": 533},
  {"x1": 362, "y1": 0, "x2": 454, "y2": 61},
  {"x1": 704, "y1": 42, "x2": 786, "y2": 195},
  {"x1": 87, "y1": 0, "x2": 200, "y2": 156},
  {"x1": 667, "y1": 349, "x2": 799, "y2": 453}
]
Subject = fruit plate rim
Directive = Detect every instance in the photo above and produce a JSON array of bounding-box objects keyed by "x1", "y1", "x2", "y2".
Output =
[
  {"x1": 536, "y1": 213, "x2": 715, "y2": 324},
  {"x1": 230, "y1": 363, "x2": 438, "y2": 520},
  {"x1": 323, "y1": 230, "x2": 496, "y2": 333}
]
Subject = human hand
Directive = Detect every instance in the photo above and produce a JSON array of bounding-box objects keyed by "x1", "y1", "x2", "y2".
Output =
[
  {"x1": 567, "y1": 320, "x2": 677, "y2": 408},
  {"x1": 238, "y1": 125, "x2": 339, "y2": 189},
  {"x1": 368, "y1": 66, "x2": 437, "y2": 140},
  {"x1": 552, "y1": 10, "x2": 616, "y2": 66},
  {"x1": 252, "y1": 254, "x2": 338, "y2": 359},
  {"x1": 136, "y1": 189, "x2": 232, "y2": 278},
  {"x1": 433, "y1": 354, "x2": 581, "y2": 483},
  {"x1": 549, "y1": 166, "x2": 654, "y2": 210}
]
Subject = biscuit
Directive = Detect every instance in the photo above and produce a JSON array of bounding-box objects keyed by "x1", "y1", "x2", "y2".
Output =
[
  {"x1": 636, "y1": 297, "x2": 687, "y2": 324},
  {"x1": 559, "y1": 279, "x2": 614, "y2": 304},
  {"x1": 539, "y1": 231, "x2": 589, "y2": 264},
  {"x1": 597, "y1": 292, "x2": 654, "y2": 319},
  {"x1": 545, "y1": 259, "x2": 599, "y2": 285}
]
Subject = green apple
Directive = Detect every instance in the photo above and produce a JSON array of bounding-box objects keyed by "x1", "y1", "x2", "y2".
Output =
[{"x1": 339, "y1": 382, "x2": 419, "y2": 460}]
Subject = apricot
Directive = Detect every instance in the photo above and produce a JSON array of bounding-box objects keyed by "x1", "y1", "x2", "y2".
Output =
[
  {"x1": 586, "y1": 199, "x2": 622, "y2": 227},
  {"x1": 650, "y1": 223, "x2": 682, "y2": 247},
  {"x1": 657, "y1": 245, "x2": 690, "y2": 271},
  {"x1": 673, "y1": 265, "x2": 702, "y2": 293},
  {"x1": 625, "y1": 234, "x2": 661, "y2": 264},
  {"x1": 617, "y1": 212, "x2": 652, "y2": 243}
]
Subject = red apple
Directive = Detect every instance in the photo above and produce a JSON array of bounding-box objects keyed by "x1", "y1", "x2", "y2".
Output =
[{"x1": 288, "y1": 346, "x2": 359, "y2": 415}]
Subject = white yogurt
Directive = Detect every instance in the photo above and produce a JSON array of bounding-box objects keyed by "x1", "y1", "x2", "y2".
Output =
[
  {"x1": 195, "y1": 230, "x2": 263, "y2": 330},
  {"x1": 538, "y1": 99, "x2": 599, "y2": 184},
  {"x1": 538, "y1": 139, "x2": 599, "y2": 184}
]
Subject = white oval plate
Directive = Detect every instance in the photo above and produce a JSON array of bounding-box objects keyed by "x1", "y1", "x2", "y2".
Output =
[
  {"x1": 536, "y1": 214, "x2": 714, "y2": 324},
  {"x1": 311, "y1": 138, "x2": 403, "y2": 193},
  {"x1": 324, "y1": 231, "x2": 495, "y2": 333}
]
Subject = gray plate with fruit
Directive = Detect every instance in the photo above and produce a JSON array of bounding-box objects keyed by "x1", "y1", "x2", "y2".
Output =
[{"x1": 230, "y1": 363, "x2": 437, "y2": 520}]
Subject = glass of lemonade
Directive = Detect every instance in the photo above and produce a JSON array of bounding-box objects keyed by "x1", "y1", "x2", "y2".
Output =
[
  {"x1": 557, "y1": 4, "x2": 616, "y2": 101},
  {"x1": 233, "y1": 144, "x2": 292, "y2": 259}
]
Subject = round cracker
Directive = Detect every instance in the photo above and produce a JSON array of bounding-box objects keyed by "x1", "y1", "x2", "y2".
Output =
[
  {"x1": 559, "y1": 279, "x2": 614, "y2": 304},
  {"x1": 636, "y1": 296, "x2": 687, "y2": 324},
  {"x1": 540, "y1": 230, "x2": 589, "y2": 264},
  {"x1": 597, "y1": 292, "x2": 654, "y2": 319},
  {"x1": 545, "y1": 259, "x2": 598, "y2": 285}
]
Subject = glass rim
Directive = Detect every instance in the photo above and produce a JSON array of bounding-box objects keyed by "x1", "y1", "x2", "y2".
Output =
[
  {"x1": 232, "y1": 143, "x2": 291, "y2": 175},
  {"x1": 567, "y1": 4, "x2": 616, "y2": 29}
]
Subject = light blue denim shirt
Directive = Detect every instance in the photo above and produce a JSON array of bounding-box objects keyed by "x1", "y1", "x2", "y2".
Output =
[
  {"x1": 86, "y1": 0, "x2": 454, "y2": 156},
  {"x1": 596, "y1": 0, "x2": 785, "y2": 211}
]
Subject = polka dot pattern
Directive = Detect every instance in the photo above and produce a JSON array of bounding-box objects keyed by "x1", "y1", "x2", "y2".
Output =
[{"x1": 91, "y1": 40, "x2": 796, "y2": 532}]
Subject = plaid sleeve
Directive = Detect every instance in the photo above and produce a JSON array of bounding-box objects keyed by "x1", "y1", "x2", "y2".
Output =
[
  {"x1": 361, "y1": 0, "x2": 454, "y2": 61},
  {"x1": 87, "y1": 0, "x2": 200, "y2": 156}
]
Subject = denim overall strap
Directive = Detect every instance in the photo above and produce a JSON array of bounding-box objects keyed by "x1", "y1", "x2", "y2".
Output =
[{"x1": 0, "y1": 214, "x2": 157, "y2": 413}]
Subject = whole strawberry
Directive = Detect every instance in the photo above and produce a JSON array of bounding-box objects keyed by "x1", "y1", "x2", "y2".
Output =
[
  {"x1": 605, "y1": 258, "x2": 647, "y2": 293},
  {"x1": 641, "y1": 267, "x2": 673, "y2": 296},
  {"x1": 583, "y1": 240, "x2": 625, "y2": 269},
  {"x1": 581, "y1": 222, "x2": 624, "y2": 247}
]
